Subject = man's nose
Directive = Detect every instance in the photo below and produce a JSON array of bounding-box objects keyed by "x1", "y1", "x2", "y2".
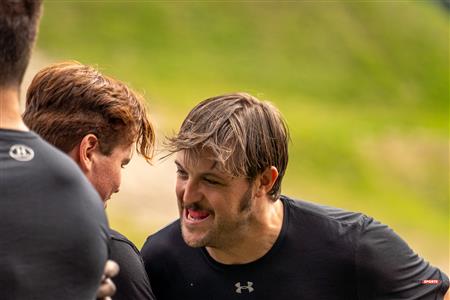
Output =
[{"x1": 182, "y1": 179, "x2": 202, "y2": 206}]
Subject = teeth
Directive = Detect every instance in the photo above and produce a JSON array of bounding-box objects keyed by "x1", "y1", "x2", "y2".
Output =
[
  {"x1": 186, "y1": 209, "x2": 209, "y2": 221},
  {"x1": 188, "y1": 214, "x2": 202, "y2": 221}
]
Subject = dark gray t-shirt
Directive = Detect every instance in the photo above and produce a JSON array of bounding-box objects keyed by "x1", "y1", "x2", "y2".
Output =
[
  {"x1": 0, "y1": 129, "x2": 109, "y2": 300},
  {"x1": 142, "y1": 195, "x2": 449, "y2": 300}
]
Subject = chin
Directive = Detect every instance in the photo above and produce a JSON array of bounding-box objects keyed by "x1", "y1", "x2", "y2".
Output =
[{"x1": 181, "y1": 226, "x2": 208, "y2": 248}]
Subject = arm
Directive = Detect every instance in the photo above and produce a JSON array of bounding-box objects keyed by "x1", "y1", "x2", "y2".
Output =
[
  {"x1": 356, "y1": 217, "x2": 449, "y2": 299},
  {"x1": 109, "y1": 232, "x2": 156, "y2": 300}
]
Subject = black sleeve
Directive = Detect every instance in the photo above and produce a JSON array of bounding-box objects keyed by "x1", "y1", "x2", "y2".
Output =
[
  {"x1": 356, "y1": 216, "x2": 449, "y2": 299},
  {"x1": 109, "y1": 235, "x2": 156, "y2": 300}
]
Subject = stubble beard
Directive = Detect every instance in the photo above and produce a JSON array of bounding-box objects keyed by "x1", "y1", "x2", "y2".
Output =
[{"x1": 180, "y1": 185, "x2": 254, "y2": 249}]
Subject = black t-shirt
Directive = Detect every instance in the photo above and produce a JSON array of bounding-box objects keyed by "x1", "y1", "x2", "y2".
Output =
[
  {"x1": 109, "y1": 229, "x2": 156, "y2": 300},
  {"x1": 0, "y1": 129, "x2": 109, "y2": 300},
  {"x1": 141, "y1": 195, "x2": 449, "y2": 300}
]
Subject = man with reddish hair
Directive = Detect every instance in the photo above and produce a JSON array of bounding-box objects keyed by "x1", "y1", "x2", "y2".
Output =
[
  {"x1": 0, "y1": 1, "x2": 113, "y2": 299},
  {"x1": 23, "y1": 61, "x2": 156, "y2": 300}
]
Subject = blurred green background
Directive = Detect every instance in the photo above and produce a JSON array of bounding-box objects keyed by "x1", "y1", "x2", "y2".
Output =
[{"x1": 36, "y1": 1, "x2": 448, "y2": 271}]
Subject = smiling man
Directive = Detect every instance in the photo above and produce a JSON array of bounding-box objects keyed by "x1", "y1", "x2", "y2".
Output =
[
  {"x1": 173, "y1": 152, "x2": 282, "y2": 265},
  {"x1": 23, "y1": 62, "x2": 156, "y2": 300},
  {"x1": 141, "y1": 92, "x2": 449, "y2": 300}
]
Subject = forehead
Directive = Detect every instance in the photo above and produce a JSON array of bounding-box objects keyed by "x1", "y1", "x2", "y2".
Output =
[{"x1": 175, "y1": 151, "x2": 223, "y2": 173}]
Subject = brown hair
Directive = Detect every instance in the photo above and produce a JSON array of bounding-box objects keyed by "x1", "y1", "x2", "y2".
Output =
[
  {"x1": 23, "y1": 62, "x2": 155, "y2": 162},
  {"x1": 0, "y1": 0, "x2": 42, "y2": 87},
  {"x1": 167, "y1": 92, "x2": 289, "y2": 199}
]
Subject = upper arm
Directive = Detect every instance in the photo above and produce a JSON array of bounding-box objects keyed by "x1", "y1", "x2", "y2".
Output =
[
  {"x1": 355, "y1": 217, "x2": 449, "y2": 299},
  {"x1": 110, "y1": 239, "x2": 155, "y2": 300}
]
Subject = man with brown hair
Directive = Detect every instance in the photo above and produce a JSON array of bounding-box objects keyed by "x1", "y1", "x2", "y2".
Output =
[
  {"x1": 141, "y1": 92, "x2": 449, "y2": 300},
  {"x1": 23, "y1": 61, "x2": 157, "y2": 300},
  {"x1": 0, "y1": 1, "x2": 111, "y2": 299}
]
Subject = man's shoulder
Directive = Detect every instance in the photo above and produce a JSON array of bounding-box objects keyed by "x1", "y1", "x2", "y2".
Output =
[
  {"x1": 109, "y1": 228, "x2": 141, "y2": 256},
  {"x1": 109, "y1": 228, "x2": 134, "y2": 244},
  {"x1": 1, "y1": 129, "x2": 73, "y2": 171},
  {"x1": 4, "y1": 130, "x2": 96, "y2": 192},
  {"x1": 33, "y1": 134, "x2": 105, "y2": 211},
  {"x1": 33, "y1": 134, "x2": 88, "y2": 181},
  {"x1": 108, "y1": 229, "x2": 156, "y2": 300},
  {"x1": 0, "y1": 133, "x2": 109, "y2": 299},
  {"x1": 142, "y1": 219, "x2": 182, "y2": 250},
  {"x1": 282, "y1": 195, "x2": 367, "y2": 228},
  {"x1": 141, "y1": 219, "x2": 187, "y2": 261},
  {"x1": 1, "y1": 129, "x2": 104, "y2": 217}
]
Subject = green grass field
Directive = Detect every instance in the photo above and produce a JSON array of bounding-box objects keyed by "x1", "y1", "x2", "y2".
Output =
[{"x1": 36, "y1": 1, "x2": 448, "y2": 269}]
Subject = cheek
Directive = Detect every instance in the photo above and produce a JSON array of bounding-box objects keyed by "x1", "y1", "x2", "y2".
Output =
[
  {"x1": 114, "y1": 168, "x2": 123, "y2": 188},
  {"x1": 215, "y1": 191, "x2": 245, "y2": 214},
  {"x1": 175, "y1": 179, "x2": 184, "y2": 200}
]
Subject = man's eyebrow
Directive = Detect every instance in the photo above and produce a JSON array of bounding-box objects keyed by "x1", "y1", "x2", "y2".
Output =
[
  {"x1": 174, "y1": 160, "x2": 183, "y2": 169},
  {"x1": 174, "y1": 160, "x2": 223, "y2": 177}
]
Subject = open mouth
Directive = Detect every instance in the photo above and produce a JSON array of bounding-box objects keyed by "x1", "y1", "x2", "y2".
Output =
[{"x1": 185, "y1": 208, "x2": 211, "y2": 222}]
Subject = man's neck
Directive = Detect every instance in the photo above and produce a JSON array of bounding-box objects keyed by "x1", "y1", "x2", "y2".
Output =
[
  {"x1": 206, "y1": 197, "x2": 284, "y2": 265},
  {"x1": 0, "y1": 87, "x2": 28, "y2": 131}
]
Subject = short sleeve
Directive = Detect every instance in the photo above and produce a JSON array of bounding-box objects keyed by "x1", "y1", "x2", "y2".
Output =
[{"x1": 355, "y1": 216, "x2": 449, "y2": 300}]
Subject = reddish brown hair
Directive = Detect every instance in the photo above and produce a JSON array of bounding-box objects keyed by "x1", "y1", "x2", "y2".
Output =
[{"x1": 23, "y1": 62, "x2": 155, "y2": 161}]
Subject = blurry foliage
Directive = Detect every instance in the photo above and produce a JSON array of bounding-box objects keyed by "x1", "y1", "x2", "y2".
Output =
[{"x1": 38, "y1": 1, "x2": 448, "y2": 262}]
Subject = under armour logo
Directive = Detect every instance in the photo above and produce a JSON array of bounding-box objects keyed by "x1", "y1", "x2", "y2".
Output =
[
  {"x1": 235, "y1": 281, "x2": 254, "y2": 294},
  {"x1": 9, "y1": 144, "x2": 34, "y2": 162}
]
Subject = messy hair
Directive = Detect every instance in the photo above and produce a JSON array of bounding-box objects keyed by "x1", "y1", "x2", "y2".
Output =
[
  {"x1": 0, "y1": 0, "x2": 42, "y2": 87},
  {"x1": 23, "y1": 62, "x2": 155, "y2": 162},
  {"x1": 167, "y1": 92, "x2": 289, "y2": 199}
]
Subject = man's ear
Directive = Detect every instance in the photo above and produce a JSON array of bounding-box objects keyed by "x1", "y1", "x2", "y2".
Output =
[
  {"x1": 70, "y1": 134, "x2": 99, "y2": 174},
  {"x1": 255, "y1": 166, "x2": 279, "y2": 198}
]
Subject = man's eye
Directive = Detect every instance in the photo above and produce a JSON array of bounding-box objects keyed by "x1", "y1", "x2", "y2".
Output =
[
  {"x1": 204, "y1": 178, "x2": 220, "y2": 185},
  {"x1": 121, "y1": 160, "x2": 130, "y2": 169},
  {"x1": 176, "y1": 169, "x2": 188, "y2": 178}
]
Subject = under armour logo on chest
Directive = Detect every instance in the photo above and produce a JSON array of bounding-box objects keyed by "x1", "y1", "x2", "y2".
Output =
[{"x1": 235, "y1": 281, "x2": 254, "y2": 294}]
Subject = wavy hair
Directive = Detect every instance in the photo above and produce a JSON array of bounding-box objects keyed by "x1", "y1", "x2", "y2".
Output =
[
  {"x1": 167, "y1": 92, "x2": 289, "y2": 199},
  {"x1": 23, "y1": 62, "x2": 155, "y2": 162}
]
